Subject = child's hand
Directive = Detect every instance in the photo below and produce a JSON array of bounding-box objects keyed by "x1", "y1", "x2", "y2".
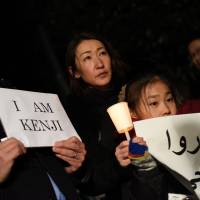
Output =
[
  {"x1": 115, "y1": 140, "x2": 131, "y2": 167},
  {"x1": 132, "y1": 136, "x2": 147, "y2": 146}
]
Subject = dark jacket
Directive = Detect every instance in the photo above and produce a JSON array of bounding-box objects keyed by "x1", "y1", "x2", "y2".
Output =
[
  {"x1": 0, "y1": 79, "x2": 79, "y2": 200},
  {"x1": 127, "y1": 111, "x2": 199, "y2": 200},
  {"x1": 128, "y1": 161, "x2": 199, "y2": 200},
  {"x1": 0, "y1": 147, "x2": 79, "y2": 200},
  {"x1": 65, "y1": 85, "x2": 131, "y2": 200}
]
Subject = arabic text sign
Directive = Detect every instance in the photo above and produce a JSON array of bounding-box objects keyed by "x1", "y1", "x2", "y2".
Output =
[{"x1": 133, "y1": 113, "x2": 200, "y2": 198}]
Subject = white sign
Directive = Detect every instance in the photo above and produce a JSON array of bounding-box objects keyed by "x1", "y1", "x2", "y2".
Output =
[
  {"x1": 0, "y1": 88, "x2": 81, "y2": 147},
  {"x1": 133, "y1": 113, "x2": 200, "y2": 198}
]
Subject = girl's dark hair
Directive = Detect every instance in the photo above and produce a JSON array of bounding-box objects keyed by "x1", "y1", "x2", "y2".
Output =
[
  {"x1": 125, "y1": 66, "x2": 183, "y2": 114},
  {"x1": 65, "y1": 32, "x2": 129, "y2": 95}
]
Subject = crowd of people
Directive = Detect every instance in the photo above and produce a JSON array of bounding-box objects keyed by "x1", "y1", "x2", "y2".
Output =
[{"x1": 0, "y1": 32, "x2": 199, "y2": 200}]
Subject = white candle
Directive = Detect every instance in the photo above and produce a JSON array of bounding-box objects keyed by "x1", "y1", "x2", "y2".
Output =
[{"x1": 107, "y1": 102, "x2": 133, "y2": 141}]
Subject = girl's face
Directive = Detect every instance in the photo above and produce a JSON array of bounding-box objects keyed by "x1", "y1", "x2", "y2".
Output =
[
  {"x1": 74, "y1": 39, "x2": 112, "y2": 88},
  {"x1": 133, "y1": 80, "x2": 177, "y2": 120}
]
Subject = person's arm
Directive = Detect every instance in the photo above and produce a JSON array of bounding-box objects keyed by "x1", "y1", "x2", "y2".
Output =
[
  {"x1": 0, "y1": 137, "x2": 26, "y2": 183},
  {"x1": 115, "y1": 137, "x2": 165, "y2": 199},
  {"x1": 52, "y1": 136, "x2": 86, "y2": 173},
  {"x1": 116, "y1": 137, "x2": 157, "y2": 170}
]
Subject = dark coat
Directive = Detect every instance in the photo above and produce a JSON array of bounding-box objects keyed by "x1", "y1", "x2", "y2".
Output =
[
  {"x1": 65, "y1": 85, "x2": 131, "y2": 200},
  {"x1": 0, "y1": 147, "x2": 79, "y2": 200},
  {"x1": 128, "y1": 161, "x2": 199, "y2": 200}
]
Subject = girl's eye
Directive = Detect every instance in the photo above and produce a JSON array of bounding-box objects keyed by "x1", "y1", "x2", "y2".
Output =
[{"x1": 149, "y1": 102, "x2": 158, "y2": 107}]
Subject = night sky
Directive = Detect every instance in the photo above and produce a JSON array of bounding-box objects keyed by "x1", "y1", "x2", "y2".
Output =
[{"x1": 3, "y1": 0, "x2": 200, "y2": 101}]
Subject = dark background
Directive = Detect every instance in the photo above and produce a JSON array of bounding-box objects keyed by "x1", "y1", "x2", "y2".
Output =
[{"x1": 3, "y1": 0, "x2": 200, "y2": 100}]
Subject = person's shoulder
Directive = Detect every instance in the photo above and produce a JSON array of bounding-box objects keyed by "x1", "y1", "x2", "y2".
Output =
[{"x1": 178, "y1": 99, "x2": 200, "y2": 114}]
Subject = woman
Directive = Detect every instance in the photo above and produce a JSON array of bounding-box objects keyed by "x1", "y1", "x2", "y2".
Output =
[
  {"x1": 115, "y1": 70, "x2": 199, "y2": 200},
  {"x1": 65, "y1": 32, "x2": 131, "y2": 200}
]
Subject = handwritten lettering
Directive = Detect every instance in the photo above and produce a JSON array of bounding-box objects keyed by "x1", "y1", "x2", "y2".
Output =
[
  {"x1": 166, "y1": 129, "x2": 171, "y2": 150},
  {"x1": 172, "y1": 136, "x2": 187, "y2": 155},
  {"x1": 166, "y1": 129, "x2": 200, "y2": 155},
  {"x1": 190, "y1": 171, "x2": 200, "y2": 190},
  {"x1": 187, "y1": 137, "x2": 200, "y2": 154}
]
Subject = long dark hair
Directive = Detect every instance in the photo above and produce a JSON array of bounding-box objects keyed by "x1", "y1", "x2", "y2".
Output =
[{"x1": 66, "y1": 32, "x2": 129, "y2": 95}]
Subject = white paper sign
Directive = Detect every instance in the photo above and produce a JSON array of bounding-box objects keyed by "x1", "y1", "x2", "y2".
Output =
[
  {"x1": 133, "y1": 113, "x2": 200, "y2": 198},
  {"x1": 0, "y1": 88, "x2": 81, "y2": 147}
]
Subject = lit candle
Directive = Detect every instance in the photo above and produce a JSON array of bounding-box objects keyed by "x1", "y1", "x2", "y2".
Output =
[{"x1": 107, "y1": 102, "x2": 133, "y2": 141}]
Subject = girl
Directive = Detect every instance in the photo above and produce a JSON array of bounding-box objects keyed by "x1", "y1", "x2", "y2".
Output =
[{"x1": 115, "y1": 71, "x2": 198, "y2": 200}]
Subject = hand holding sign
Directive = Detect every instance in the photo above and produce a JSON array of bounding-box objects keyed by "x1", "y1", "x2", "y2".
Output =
[
  {"x1": 0, "y1": 137, "x2": 26, "y2": 183},
  {"x1": 53, "y1": 136, "x2": 86, "y2": 174}
]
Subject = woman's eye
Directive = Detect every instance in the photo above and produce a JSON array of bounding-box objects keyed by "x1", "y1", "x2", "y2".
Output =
[
  {"x1": 99, "y1": 51, "x2": 107, "y2": 56},
  {"x1": 167, "y1": 97, "x2": 174, "y2": 102},
  {"x1": 83, "y1": 56, "x2": 91, "y2": 61}
]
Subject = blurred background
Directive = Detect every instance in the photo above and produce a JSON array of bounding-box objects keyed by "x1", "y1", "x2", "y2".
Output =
[{"x1": 3, "y1": 0, "x2": 200, "y2": 100}]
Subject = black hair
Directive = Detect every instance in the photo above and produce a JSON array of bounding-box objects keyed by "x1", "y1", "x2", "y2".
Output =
[{"x1": 125, "y1": 63, "x2": 183, "y2": 115}]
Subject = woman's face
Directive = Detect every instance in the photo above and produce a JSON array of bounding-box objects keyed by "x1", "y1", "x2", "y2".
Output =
[
  {"x1": 74, "y1": 39, "x2": 112, "y2": 88},
  {"x1": 133, "y1": 80, "x2": 177, "y2": 119}
]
